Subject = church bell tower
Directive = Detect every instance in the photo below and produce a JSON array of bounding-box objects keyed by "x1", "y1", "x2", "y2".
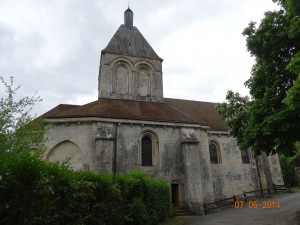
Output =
[{"x1": 98, "y1": 8, "x2": 164, "y2": 102}]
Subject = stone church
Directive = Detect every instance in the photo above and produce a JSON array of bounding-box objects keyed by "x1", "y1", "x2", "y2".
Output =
[{"x1": 43, "y1": 8, "x2": 283, "y2": 213}]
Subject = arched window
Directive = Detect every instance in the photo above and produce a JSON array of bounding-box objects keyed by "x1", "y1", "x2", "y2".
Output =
[
  {"x1": 137, "y1": 66, "x2": 151, "y2": 97},
  {"x1": 114, "y1": 64, "x2": 129, "y2": 94},
  {"x1": 209, "y1": 141, "x2": 221, "y2": 164},
  {"x1": 142, "y1": 136, "x2": 152, "y2": 166},
  {"x1": 241, "y1": 149, "x2": 250, "y2": 164},
  {"x1": 139, "y1": 130, "x2": 159, "y2": 167}
]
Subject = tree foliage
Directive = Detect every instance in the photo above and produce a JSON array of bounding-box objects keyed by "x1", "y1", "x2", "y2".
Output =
[
  {"x1": 0, "y1": 76, "x2": 45, "y2": 155},
  {"x1": 284, "y1": 74, "x2": 300, "y2": 111},
  {"x1": 217, "y1": 0, "x2": 300, "y2": 156},
  {"x1": 0, "y1": 77, "x2": 171, "y2": 224},
  {"x1": 0, "y1": 158, "x2": 170, "y2": 225},
  {"x1": 279, "y1": 154, "x2": 298, "y2": 186},
  {"x1": 216, "y1": 91, "x2": 250, "y2": 150},
  {"x1": 281, "y1": 0, "x2": 300, "y2": 111}
]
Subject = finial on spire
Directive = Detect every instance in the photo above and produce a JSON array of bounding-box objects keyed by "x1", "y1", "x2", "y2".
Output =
[
  {"x1": 124, "y1": 6, "x2": 133, "y2": 29},
  {"x1": 128, "y1": 0, "x2": 130, "y2": 9}
]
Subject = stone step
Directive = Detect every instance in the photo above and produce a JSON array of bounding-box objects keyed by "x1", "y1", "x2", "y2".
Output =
[{"x1": 173, "y1": 207, "x2": 191, "y2": 216}]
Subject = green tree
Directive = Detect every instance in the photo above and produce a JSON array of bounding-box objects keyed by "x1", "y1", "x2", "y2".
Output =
[
  {"x1": 282, "y1": 0, "x2": 300, "y2": 111},
  {"x1": 284, "y1": 75, "x2": 300, "y2": 111},
  {"x1": 216, "y1": 91, "x2": 250, "y2": 150},
  {"x1": 217, "y1": 0, "x2": 300, "y2": 156},
  {"x1": 0, "y1": 76, "x2": 45, "y2": 156}
]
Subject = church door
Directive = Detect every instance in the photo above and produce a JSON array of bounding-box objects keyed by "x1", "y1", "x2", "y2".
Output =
[{"x1": 171, "y1": 184, "x2": 179, "y2": 207}]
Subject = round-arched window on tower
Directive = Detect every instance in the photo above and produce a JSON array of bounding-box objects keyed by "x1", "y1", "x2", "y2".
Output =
[
  {"x1": 137, "y1": 68, "x2": 150, "y2": 96},
  {"x1": 115, "y1": 64, "x2": 129, "y2": 94}
]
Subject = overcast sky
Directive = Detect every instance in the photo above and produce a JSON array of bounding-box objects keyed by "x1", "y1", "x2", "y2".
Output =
[{"x1": 0, "y1": 0, "x2": 279, "y2": 116}]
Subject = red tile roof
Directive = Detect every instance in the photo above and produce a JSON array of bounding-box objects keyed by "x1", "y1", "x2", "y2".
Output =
[
  {"x1": 165, "y1": 98, "x2": 228, "y2": 131},
  {"x1": 43, "y1": 98, "x2": 228, "y2": 131},
  {"x1": 42, "y1": 104, "x2": 80, "y2": 116},
  {"x1": 44, "y1": 98, "x2": 198, "y2": 125}
]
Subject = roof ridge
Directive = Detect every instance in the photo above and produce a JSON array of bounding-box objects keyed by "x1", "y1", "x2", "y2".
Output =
[
  {"x1": 57, "y1": 103, "x2": 80, "y2": 107},
  {"x1": 98, "y1": 97, "x2": 167, "y2": 104},
  {"x1": 164, "y1": 97, "x2": 218, "y2": 104}
]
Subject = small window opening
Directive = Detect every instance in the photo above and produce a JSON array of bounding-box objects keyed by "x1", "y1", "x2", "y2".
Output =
[
  {"x1": 142, "y1": 136, "x2": 152, "y2": 166},
  {"x1": 209, "y1": 142, "x2": 221, "y2": 164},
  {"x1": 241, "y1": 149, "x2": 250, "y2": 164}
]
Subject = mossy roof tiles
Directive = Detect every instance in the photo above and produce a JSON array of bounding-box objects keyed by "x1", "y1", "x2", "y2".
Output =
[{"x1": 44, "y1": 98, "x2": 227, "y2": 131}]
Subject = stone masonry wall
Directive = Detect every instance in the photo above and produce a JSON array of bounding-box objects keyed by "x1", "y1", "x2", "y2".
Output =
[
  {"x1": 44, "y1": 120, "x2": 283, "y2": 208},
  {"x1": 98, "y1": 53, "x2": 163, "y2": 102},
  {"x1": 268, "y1": 154, "x2": 284, "y2": 185},
  {"x1": 197, "y1": 130, "x2": 215, "y2": 203},
  {"x1": 209, "y1": 134, "x2": 259, "y2": 200},
  {"x1": 44, "y1": 121, "x2": 209, "y2": 208},
  {"x1": 44, "y1": 122, "x2": 97, "y2": 170}
]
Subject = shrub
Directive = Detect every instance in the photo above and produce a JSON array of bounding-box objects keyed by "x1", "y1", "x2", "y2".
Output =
[
  {"x1": 115, "y1": 170, "x2": 171, "y2": 225},
  {"x1": 72, "y1": 171, "x2": 125, "y2": 225},
  {"x1": 0, "y1": 153, "x2": 45, "y2": 224},
  {"x1": 279, "y1": 154, "x2": 298, "y2": 186},
  {"x1": 0, "y1": 155, "x2": 170, "y2": 225}
]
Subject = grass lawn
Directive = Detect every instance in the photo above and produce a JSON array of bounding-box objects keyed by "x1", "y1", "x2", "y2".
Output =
[
  {"x1": 291, "y1": 186, "x2": 300, "y2": 193},
  {"x1": 160, "y1": 217, "x2": 185, "y2": 225}
]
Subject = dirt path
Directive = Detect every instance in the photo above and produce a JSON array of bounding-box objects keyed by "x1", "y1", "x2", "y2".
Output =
[{"x1": 184, "y1": 192, "x2": 300, "y2": 225}]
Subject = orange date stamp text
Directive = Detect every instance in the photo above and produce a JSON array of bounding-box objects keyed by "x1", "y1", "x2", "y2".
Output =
[{"x1": 234, "y1": 200, "x2": 281, "y2": 209}]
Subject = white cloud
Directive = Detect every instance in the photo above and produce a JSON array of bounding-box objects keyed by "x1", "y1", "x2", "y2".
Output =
[{"x1": 0, "y1": 0, "x2": 279, "y2": 115}]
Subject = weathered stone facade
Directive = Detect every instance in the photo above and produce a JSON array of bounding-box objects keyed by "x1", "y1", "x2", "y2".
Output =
[
  {"x1": 98, "y1": 53, "x2": 163, "y2": 102},
  {"x1": 43, "y1": 8, "x2": 284, "y2": 214}
]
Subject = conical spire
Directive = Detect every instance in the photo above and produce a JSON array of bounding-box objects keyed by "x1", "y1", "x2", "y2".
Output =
[
  {"x1": 124, "y1": 7, "x2": 133, "y2": 29},
  {"x1": 102, "y1": 7, "x2": 163, "y2": 62}
]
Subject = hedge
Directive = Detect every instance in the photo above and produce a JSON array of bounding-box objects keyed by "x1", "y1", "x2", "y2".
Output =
[
  {"x1": 279, "y1": 154, "x2": 298, "y2": 187},
  {"x1": 0, "y1": 153, "x2": 171, "y2": 225}
]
